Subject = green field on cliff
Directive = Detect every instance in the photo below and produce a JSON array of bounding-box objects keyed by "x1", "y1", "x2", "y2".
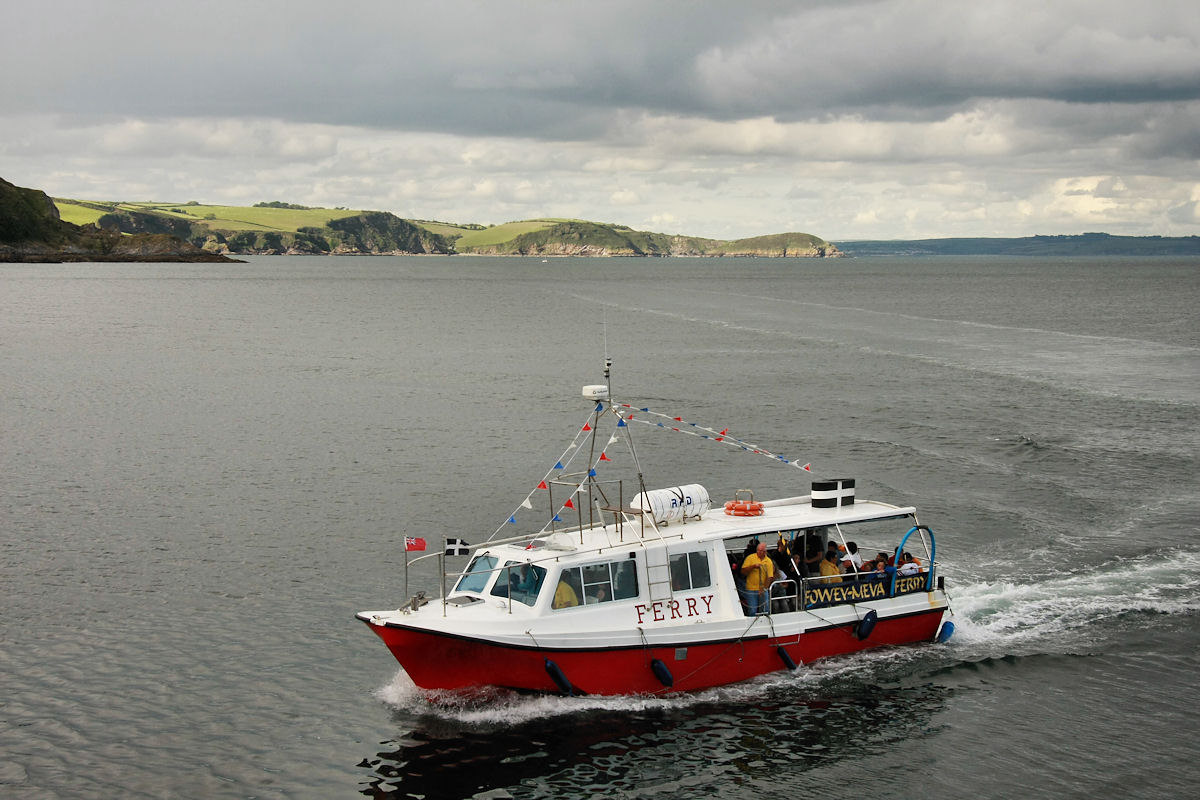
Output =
[
  {"x1": 49, "y1": 196, "x2": 837, "y2": 257},
  {"x1": 55, "y1": 199, "x2": 359, "y2": 232}
]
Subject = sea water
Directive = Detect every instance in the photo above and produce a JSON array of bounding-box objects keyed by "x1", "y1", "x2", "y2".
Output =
[{"x1": 1, "y1": 255, "x2": 1197, "y2": 799}]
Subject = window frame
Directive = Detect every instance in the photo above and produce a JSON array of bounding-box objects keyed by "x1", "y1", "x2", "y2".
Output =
[
  {"x1": 669, "y1": 549, "x2": 712, "y2": 591},
  {"x1": 551, "y1": 556, "x2": 640, "y2": 610}
]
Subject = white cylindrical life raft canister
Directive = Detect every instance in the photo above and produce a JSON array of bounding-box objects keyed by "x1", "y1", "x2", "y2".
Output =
[{"x1": 631, "y1": 484, "x2": 710, "y2": 525}]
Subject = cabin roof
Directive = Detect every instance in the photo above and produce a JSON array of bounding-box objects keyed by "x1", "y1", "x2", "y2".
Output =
[{"x1": 486, "y1": 496, "x2": 917, "y2": 562}]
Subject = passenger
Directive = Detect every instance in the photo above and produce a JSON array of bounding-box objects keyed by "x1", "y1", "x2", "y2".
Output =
[
  {"x1": 769, "y1": 537, "x2": 794, "y2": 581},
  {"x1": 863, "y1": 558, "x2": 887, "y2": 580},
  {"x1": 789, "y1": 548, "x2": 806, "y2": 580},
  {"x1": 741, "y1": 542, "x2": 776, "y2": 616},
  {"x1": 770, "y1": 536, "x2": 798, "y2": 612},
  {"x1": 742, "y1": 538, "x2": 760, "y2": 562},
  {"x1": 803, "y1": 536, "x2": 824, "y2": 577},
  {"x1": 516, "y1": 564, "x2": 540, "y2": 596},
  {"x1": 586, "y1": 585, "x2": 610, "y2": 604},
  {"x1": 771, "y1": 576, "x2": 797, "y2": 613},
  {"x1": 818, "y1": 550, "x2": 843, "y2": 584},
  {"x1": 552, "y1": 574, "x2": 580, "y2": 608},
  {"x1": 897, "y1": 552, "x2": 921, "y2": 576},
  {"x1": 840, "y1": 541, "x2": 865, "y2": 574}
]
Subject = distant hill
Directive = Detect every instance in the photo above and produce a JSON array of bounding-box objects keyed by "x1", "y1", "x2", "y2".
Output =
[
  {"x1": 439, "y1": 219, "x2": 838, "y2": 257},
  {"x1": 0, "y1": 178, "x2": 236, "y2": 263},
  {"x1": 836, "y1": 233, "x2": 1200, "y2": 256},
  {"x1": 50, "y1": 198, "x2": 840, "y2": 258}
]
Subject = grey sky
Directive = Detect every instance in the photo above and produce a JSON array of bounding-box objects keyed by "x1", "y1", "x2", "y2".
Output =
[{"x1": 2, "y1": 0, "x2": 1197, "y2": 239}]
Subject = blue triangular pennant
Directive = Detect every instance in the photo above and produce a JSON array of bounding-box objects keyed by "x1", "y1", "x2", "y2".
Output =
[
  {"x1": 555, "y1": 461, "x2": 564, "y2": 469},
  {"x1": 589, "y1": 468, "x2": 596, "y2": 477},
  {"x1": 617, "y1": 419, "x2": 626, "y2": 427},
  {"x1": 508, "y1": 515, "x2": 517, "y2": 524}
]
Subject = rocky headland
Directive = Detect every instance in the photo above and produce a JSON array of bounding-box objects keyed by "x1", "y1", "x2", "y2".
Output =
[{"x1": 1, "y1": 178, "x2": 238, "y2": 263}]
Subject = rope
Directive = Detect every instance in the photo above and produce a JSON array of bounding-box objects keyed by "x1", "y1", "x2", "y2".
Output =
[
  {"x1": 802, "y1": 604, "x2": 867, "y2": 641},
  {"x1": 614, "y1": 399, "x2": 813, "y2": 472}
]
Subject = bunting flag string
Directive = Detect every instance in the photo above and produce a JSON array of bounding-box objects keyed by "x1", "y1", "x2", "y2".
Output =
[
  {"x1": 488, "y1": 403, "x2": 621, "y2": 540},
  {"x1": 613, "y1": 400, "x2": 813, "y2": 472},
  {"x1": 485, "y1": 395, "x2": 813, "y2": 542}
]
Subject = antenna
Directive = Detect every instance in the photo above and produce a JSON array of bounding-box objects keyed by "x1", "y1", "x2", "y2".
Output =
[{"x1": 602, "y1": 310, "x2": 612, "y2": 397}]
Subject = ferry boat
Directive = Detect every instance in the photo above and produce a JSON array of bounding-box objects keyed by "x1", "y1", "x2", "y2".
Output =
[{"x1": 357, "y1": 368, "x2": 954, "y2": 696}]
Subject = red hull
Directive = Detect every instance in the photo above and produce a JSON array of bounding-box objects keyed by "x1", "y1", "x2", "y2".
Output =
[{"x1": 364, "y1": 609, "x2": 946, "y2": 695}]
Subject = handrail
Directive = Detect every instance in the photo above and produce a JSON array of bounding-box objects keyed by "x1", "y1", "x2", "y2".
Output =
[
  {"x1": 892, "y1": 525, "x2": 936, "y2": 594},
  {"x1": 769, "y1": 578, "x2": 798, "y2": 613}
]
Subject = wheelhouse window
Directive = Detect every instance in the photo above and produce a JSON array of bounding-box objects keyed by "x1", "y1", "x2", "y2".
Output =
[
  {"x1": 489, "y1": 561, "x2": 547, "y2": 607},
  {"x1": 670, "y1": 550, "x2": 712, "y2": 591},
  {"x1": 453, "y1": 554, "x2": 497, "y2": 594},
  {"x1": 553, "y1": 556, "x2": 639, "y2": 609}
]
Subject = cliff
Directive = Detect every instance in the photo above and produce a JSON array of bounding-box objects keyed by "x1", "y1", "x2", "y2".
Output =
[
  {"x1": 1, "y1": 178, "x2": 237, "y2": 263},
  {"x1": 457, "y1": 221, "x2": 841, "y2": 257}
]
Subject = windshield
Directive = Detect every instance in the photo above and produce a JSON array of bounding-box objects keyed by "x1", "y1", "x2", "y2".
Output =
[
  {"x1": 453, "y1": 555, "x2": 498, "y2": 594},
  {"x1": 489, "y1": 561, "x2": 547, "y2": 607}
]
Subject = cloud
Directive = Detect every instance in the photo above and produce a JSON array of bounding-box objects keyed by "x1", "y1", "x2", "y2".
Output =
[
  {"x1": 692, "y1": 1, "x2": 1200, "y2": 118},
  {"x1": 1, "y1": 1, "x2": 1198, "y2": 239},
  {"x1": 610, "y1": 189, "x2": 640, "y2": 206}
]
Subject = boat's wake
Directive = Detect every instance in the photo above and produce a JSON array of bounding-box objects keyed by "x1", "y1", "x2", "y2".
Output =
[
  {"x1": 948, "y1": 548, "x2": 1200, "y2": 648},
  {"x1": 377, "y1": 671, "x2": 674, "y2": 723}
]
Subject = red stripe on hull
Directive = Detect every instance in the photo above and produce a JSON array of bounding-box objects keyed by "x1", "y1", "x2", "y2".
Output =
[{"x1": 364, "y1": 610, "x2": 945, "y2": 695}]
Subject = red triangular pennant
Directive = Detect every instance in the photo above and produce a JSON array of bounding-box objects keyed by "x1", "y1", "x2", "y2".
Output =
[
  {"x1": 537, "y1": 480, "x2": 548, "y2": 490},
  {"x1": 564, "y1": 498, "x2": 575, "y2": 509},
  {"x1": 582, "y1": 423, "x2": 592, "y2": 431},
  {"x1": 599, "y1": 452, "x2": 611, "y2": 461}
]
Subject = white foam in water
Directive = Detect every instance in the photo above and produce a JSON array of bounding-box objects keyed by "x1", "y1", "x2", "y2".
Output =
[
  {"x1": 376, "y1": 669, "x2": 712, "y2": 723},
  {"x1": 375, "y1": 659, "x2": 855, "y2": 725},
  {"x1": 948, "y1": 549, "x2": 1200, "y2": 648}
]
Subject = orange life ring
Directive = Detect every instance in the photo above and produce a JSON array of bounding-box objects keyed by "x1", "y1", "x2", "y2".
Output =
[{"x1": 724, "y1": 500, "x2": 764, "y2": 516}]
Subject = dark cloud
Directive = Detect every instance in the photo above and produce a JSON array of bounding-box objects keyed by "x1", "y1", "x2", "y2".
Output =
[{"x1": 6, "y1": 1, "x2": 1195, "y2": 138}]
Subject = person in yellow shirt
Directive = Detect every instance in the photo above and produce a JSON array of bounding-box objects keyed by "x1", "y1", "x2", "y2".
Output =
[
  {"x1": 741, "y1": 542, "x2": 776, "y2": 616},
  {"x1": 552, "y1": 575, "x2": 579, "y2": 608},
  {"x1": 818, "y1": 549, "x2": 843, "y2": 584}
]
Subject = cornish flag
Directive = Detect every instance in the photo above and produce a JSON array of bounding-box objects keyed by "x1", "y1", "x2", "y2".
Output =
[
  {"x1": 444, "y1": 538, "x2": 471, "y2": 556},
  {"x1": 811, "y1": 478, "x2": 856, "y2": 508},
  {"x1": 404, "y1": 537, "x2": 427, "y2": 552}
]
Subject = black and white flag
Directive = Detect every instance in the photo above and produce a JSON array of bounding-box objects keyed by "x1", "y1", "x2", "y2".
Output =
[{"x1": 444, "y1": 538, "x2": 471, "y2": 557}]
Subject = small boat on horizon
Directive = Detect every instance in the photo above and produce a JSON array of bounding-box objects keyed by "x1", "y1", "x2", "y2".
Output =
[{"x1": 357, "y1": 364, "x2": 954, "y2": 695}]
